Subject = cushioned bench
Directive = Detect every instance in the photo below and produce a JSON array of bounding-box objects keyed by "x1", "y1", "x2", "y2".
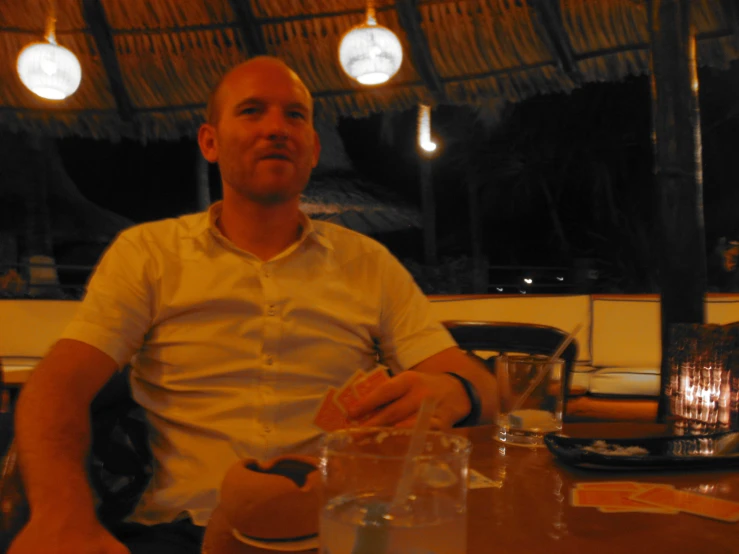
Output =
[{"x1": 4, "y1": 294, "x2": 739, "y2": 423}]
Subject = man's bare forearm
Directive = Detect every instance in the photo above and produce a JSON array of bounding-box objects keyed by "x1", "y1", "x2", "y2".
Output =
[
  {"x1": 14, "y1": 372, "x2": 98, "y2": 521},
  {"x1": 13, "y1": 340, "x2": 120, "y2": 523},
  {"x1": 411, "y1": 347, "x2": 498, "y2": 424}
]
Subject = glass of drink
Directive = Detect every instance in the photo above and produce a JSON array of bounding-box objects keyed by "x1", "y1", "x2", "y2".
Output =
[
  {"x1": 495, "y1": 354, "x2": 564, "y2": 446},
  {"x1": 319, "y1": 427, "x2": 470, "y2": 554}
]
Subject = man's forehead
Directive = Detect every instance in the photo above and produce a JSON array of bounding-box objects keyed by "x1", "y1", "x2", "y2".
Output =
[{"x1": 222, "y1": 62, "x2": 312, "y2": 105}]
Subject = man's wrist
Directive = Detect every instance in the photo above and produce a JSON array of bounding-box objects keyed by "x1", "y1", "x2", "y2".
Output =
[
  {"x1": 25, "y1": 467, "x2": 99, "y2": 523},
  {"x1": 444, "y1": 372, "x2": 482, "y2": 427}
]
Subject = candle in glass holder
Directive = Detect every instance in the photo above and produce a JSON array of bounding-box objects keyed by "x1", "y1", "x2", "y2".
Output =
[{"x1": 668, "y1": 324, "x2": 730, "y2": 431}]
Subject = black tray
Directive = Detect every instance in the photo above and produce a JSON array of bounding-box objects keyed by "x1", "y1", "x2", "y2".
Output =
[{"x1": 543, "y1": 430, "x2": 739, "y2": 470}]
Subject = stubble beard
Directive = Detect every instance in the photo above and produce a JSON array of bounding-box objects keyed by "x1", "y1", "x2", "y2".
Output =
[{"x1": 223, "y1": 166, "x2": 308, "y2": 206}]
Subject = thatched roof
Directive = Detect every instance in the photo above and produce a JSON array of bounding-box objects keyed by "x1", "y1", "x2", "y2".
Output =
[
  {"x1": 301, "y1": 173, "x2": 422, "y2": 234},
  {"x1": 1, "y1": 0, "x2": 737, "y2": 141},
  {"x1": 303, "y1": 122, "x2": 421, "y2": 234}
]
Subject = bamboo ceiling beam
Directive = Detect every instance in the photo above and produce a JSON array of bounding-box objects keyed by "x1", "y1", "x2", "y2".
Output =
[
  {"x1": 81, "y1": 0, "x2": 135, "y2": 124},
  {"x1": 527, "y1": 0, "x2": 582, "y2": 85},
  {"x1": 225, "y1": 0, "x2": 266, "y2": 56},
  {"x1": 394, "y1": 0, "x2": 446, "y2": 104}
]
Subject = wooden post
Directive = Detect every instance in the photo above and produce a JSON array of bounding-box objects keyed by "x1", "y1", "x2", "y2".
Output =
[
  {"x1": 23, "y1": 138, "x2": 60, "y2": 297},
  {"x1": 420, "y1": 156, "x2": 438, "y2": 266},
  {"x1": 195, "y1": 148, "x2": 211, "y2": 211},
  {"x1": 649, "y1": 0, "x2": 707, "y2": 421},
  {"x1": 466, "y1": 178, "x2": 487, "y2": 293}
]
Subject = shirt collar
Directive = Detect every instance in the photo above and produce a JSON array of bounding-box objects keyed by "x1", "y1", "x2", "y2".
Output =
[
  {"x1": 201, "y1": 201, "x2": 334, "y2": 252},
  {"x1": 298, "y1": 212, "x2": 334, "y2": 251}
]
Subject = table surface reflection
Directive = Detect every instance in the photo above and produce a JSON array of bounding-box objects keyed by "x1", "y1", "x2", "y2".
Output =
[{"x1": 464, "y1": 423, "x2": 739, "y2": 554}]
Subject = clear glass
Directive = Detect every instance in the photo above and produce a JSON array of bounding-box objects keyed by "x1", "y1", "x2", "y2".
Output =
[
  {"x1": 668, "y1": 324, "x2": 734, "y2": 432},
  {"x1": 494, "y1": 354, "x2": 564, "y2": 447},
  {"x1": 319, "y1": 428, "x2": 471, "y2": 554}
]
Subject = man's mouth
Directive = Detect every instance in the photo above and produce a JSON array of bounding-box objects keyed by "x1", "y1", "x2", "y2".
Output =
[{"x1": 261, "y1": 153, "x2": 291, "y2": 161}]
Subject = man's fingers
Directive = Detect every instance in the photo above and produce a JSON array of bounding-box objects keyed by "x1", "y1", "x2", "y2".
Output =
[
  {"x1": 349, "y1": 375, "x2": 410, "y2": 418},
  {"x1": 360, "y1": 395, "x2": 417, "y2": 427},
  {"x1": 391, "y1": 416, "x2": 417, "y2": 429},
  {"x1": 348, "y1": 371, "x2": 452, "y2": 428}
]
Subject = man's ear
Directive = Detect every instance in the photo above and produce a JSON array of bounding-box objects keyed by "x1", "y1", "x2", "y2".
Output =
[
  {"x1": 311, "y1": 129, "x2": 321, "y2": 168},
  {"x1": 198, "y1": 124, "x2": 218, "y2": 163}
]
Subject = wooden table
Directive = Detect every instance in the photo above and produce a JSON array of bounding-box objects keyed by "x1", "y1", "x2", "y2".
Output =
[{"x1": 464, "y1": 423, "x2": 739, "y2": 554}]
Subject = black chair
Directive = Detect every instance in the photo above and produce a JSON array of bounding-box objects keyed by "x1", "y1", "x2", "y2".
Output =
[
  {"x1": 87, "y1": 367, "x2": 153, "y2": 525},
  {"x1": 0, "y1": 367, "x2": 152, "y2": 552},
  {"x1": 442, "y1": 320, "x2": 579, "y2": 417}
]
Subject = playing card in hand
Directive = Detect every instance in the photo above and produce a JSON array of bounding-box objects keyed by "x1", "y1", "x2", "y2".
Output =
[
  {"x1": 312, "y1": 388, "x2": 350, "y2": 432},
  {"x1": 334, "y1": 371, "x2": 365, "y2": 414},
  {"x1": 353, "y1": 366, "x2": 391, "y2": 398},
  {"x1": 313, "y1": 367, "x2": 391, "y2": 432}
]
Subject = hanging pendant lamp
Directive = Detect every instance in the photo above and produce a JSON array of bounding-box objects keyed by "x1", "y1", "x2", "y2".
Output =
[
  {"x1": 17, "y1": 5, "x2": 81, "y2": 100},
  {"x1": 338, "y1": 2, "x2": 403, "y2": 86}
]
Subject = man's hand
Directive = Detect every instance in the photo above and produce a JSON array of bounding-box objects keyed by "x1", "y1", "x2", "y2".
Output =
[
  {"x1": 8, "y1": 516, "x2": 130, "y2": 554},
  {"x1": 347, "y1": 370, "x2": 469, "y2": 429},
  {"x1": 347, "y1": 347, "x2": 497, "y2": 428}
]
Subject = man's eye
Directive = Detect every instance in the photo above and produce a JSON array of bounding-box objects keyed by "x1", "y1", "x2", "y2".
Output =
[
  {"x1": 240, "y1": 106, "x2": 261, "y2": 115},
  {"x1": 288, "y1": 111, "x2": 306, "y2": 120}
]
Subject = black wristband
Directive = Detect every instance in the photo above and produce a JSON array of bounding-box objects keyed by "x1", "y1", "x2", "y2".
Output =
[{"x1": 444, "y1": 372, "x2": 482, "y2": 427}]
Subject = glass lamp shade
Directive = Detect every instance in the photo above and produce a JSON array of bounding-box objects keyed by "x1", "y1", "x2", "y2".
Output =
[
  {"x1": 17, "y1": 41, "x2": 82, "y2": 100},
  {"x1": 339, "y1": 20, "x2": 403, "y2": 85}
]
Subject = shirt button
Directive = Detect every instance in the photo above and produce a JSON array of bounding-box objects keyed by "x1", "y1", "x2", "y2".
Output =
[
  {"x1": 263, "y1": 267, "x2": 271, "y2": 278},
  {"x1": 265, "y1": 356, "x2": 273, "y2": 365},
  {"x1": 267, "y1": 306, "x2": 276, "y2": 316}
]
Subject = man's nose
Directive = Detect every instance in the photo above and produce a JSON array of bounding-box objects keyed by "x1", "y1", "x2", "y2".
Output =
[{"x1": 263, "y1": 109, "x2": 289, "y2": 140}]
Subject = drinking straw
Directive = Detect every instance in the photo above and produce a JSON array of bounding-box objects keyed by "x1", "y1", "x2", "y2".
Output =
[
  {"x1": 508, "y1": 323, "x2": 582, "y2": 414},
  {"x1": 390, "y1": 396, "x2": 439, "y2": 509},
  {"x1": 351, "y1": 397, "x2": 439, "y2": 554}
]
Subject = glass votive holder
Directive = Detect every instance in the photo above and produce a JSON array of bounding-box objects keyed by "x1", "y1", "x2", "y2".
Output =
[{"x1": 667, "y1": 323, "x2": 733, "y2": 432}]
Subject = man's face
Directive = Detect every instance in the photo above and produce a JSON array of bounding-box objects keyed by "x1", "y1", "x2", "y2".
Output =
[{"x1": 201, "y1": 60, "x2": 320, "y2": 205}]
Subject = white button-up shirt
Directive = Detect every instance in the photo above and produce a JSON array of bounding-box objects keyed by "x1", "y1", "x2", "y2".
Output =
[{"x1": 61, "y1": 202, "x2": 456, "y2": 525}]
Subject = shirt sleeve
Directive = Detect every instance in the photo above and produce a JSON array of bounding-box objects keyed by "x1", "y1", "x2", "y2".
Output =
[
  {"x1": 376, "y1": 250, "x2": 457, "y2": 372},
  {"x1": 60, "y1": 232, "x2": 155, "y2": 369}
]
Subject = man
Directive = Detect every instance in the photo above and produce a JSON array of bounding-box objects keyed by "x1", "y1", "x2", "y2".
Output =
[{"x1": 9, "y1": 57, "x2": 497, "y2": 554}]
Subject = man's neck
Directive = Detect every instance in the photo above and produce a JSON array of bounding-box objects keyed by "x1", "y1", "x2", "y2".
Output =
[{"x1": 218, "y1": 194, "x2": 303, "y2": 261}]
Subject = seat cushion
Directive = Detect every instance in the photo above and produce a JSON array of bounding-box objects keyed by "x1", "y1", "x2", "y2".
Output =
[
  {"x1": 566, "y1": 396, "x2": 658, "y2": 422},
  {"x1": 587, "y1": 367, "x2": 660, "y2": 397}
]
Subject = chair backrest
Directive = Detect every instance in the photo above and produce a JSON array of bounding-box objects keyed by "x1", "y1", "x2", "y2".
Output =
[{"x1": 442, "y1": 320, "x2": 579, "y2": 415}]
